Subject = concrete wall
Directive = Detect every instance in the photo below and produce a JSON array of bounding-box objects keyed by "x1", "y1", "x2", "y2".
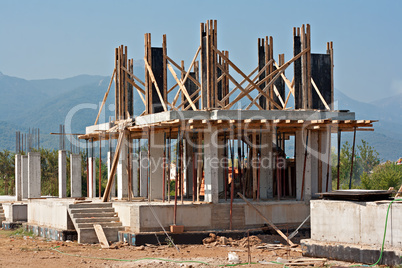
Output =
[
  {"x1": 27, "y1": 199, "x2": 74, "y2": 230},
  {"x1": 113, "y1": 201, "x2": 309, "y2": 233},
  {"x1": 311, "y1": 200, "x2": 402, "y2": 248}
]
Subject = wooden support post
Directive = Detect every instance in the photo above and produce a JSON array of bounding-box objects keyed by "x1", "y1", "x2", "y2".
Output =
[
  {"x1": 252, "y1": 132, "x2": 258, "y2": 200},
  {"x1": 337, "y1": 129, "x2": 341, "y2": 190},
  {"x1": 349, "y1": 127, "x2": 357, "y2": 189},
  {"x1": 197, "y1": 132, "x2": 202, "y2": 202}
]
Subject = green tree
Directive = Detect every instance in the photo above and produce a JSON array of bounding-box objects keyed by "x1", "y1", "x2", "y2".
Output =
[
  {"x1": 0, "y1": 150, "x2": 15, "y2": 195},
  {"x1": 357, "y1": 140, "x2": 380, "y2": 174},
  {"x1": 360, "y1": 161, "x2": 402, "y2": 190},
  {"x1": 332, "y1": 139, "x2": 379, "y2": 189}
]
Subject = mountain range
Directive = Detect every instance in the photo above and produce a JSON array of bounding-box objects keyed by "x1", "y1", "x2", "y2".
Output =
[{"x1": 0, "y1": 70, "x2": 400, "y2": 161}]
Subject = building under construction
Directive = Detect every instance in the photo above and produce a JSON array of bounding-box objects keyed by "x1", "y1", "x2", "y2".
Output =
[{"x1": 7, "y1": 20, "x2": 389, "y2": 262}]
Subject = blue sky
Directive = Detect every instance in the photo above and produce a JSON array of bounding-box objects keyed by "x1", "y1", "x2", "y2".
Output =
[{"x1": 0, "y1": 0, "x2": 401, "y2": 102}]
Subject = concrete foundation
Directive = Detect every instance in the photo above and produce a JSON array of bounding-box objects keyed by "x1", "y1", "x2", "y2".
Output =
[
  {"x1": 58, "y1": 150, "x2": 67, "y2": 198},
  {"x1": 28, "y1": 152, "x2": 41, "y2": 198},
  {"x1": 302, "y1": 199, "x2": 402, "y2": 265},
  {"x1": 113, "y1": 200, "x2": 309, "y2": 233},
  {"x1": 70, "y1": 154, "x2": 82, "y2": 198}
]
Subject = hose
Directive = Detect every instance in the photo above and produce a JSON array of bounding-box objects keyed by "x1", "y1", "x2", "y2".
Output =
[{"x1": 351, "y1": 198, "x2": 402, "y2": 267}]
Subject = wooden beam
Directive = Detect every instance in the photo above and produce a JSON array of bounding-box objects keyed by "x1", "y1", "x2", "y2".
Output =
[
  {"x1": 168, "y1": 63, "x2": 198, "y2": 111},
  {"x1": 216, "y1": 62, "x2": 263, "y2": 110},
  {"x1": 213, "y1": 46, "x2": 282, "y2": 110},
  {"x1": 95, "y1": 68, "x2": 116, "y2": 125}
]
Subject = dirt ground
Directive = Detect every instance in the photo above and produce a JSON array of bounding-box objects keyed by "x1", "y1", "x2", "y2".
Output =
[{"x1": 0, "y1": 228, "x2": 356, "y2": 267}]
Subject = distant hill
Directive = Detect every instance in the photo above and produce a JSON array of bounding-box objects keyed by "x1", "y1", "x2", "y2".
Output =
[
  {"x1": 335, "y1": 90, "x2": 402, "y2": 161},
  {"x1": 0, "y1": 71, "x2": 400, "y2": 160}
]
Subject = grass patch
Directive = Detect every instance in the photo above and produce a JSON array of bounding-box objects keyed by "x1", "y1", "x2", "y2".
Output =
[{"x1": 7, "y1": 227, "x2": 35, "y2": 238}]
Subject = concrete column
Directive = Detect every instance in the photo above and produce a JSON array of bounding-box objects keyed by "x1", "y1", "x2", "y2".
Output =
[
  {"x1": 149, "y1": 132, "x2": 164, "y2": 200},
  {"x1": 58, "y1": 150, "x2": 67, "y2": 198},
  {"x1": 204, "y1": 126, "x2": 219, "y2": 203},
  {"x1": 139, "y1": 151, "x2": 148, "y2": 197},
  {"x1": 321, "y1": 129, "x2": 332, "y2": 192},
  {"x1": 15, "y1": 154, "x2": 22, "y2": 201},
  {"x1": 217, "y1": 138, "x2": 225, "y2": 194},
  {"x1": 107, "y1": 152, "x2": 116, "y2": 198},
  {"x1": 260, "y1": 133, "x2": 273, "y2": 199},
  {"x1": 132, "y1": 154, "x2": 139, "y2": 196},
  {"x1": 28, "y1": 152, "x2": 41, "y2": 198},
  {"x1": 117, "y1": 137, "x2": 129, "y2": 199},
  {"x1": 295, "y1": 130, "x2": 311, "y2": 202},
  {"x1": 21, "y1": 155, "x2": 28, "y2": 199},
  {"x1": 88, "y1": 157, "x2": 96, "y2": 198},
  {"x1": 308, "y1": 131, "x2": 318, "y2": 201},
  {"x1": 70, "y1": 153, "x2": 82, "y2": 198}
]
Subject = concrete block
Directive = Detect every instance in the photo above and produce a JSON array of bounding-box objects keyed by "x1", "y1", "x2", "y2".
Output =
[{"x1": 170, "y1": 225, "x2": 184, "y2": 234}]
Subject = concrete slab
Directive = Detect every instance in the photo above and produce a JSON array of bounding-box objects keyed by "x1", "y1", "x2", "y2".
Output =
[
  {"x1": 133, "y1": 110, "x2": 355, "y2": 126},
  {"x1": 86, "y1": 122, "x2": 113, "y2": 135}
]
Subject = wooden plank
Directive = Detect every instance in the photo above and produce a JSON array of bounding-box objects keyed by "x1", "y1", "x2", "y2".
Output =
[
  {"x1": 121, "y1": 65, "x2": 145, "y2": 86},
  {"x1": 94, "y1": 224, "x2": 110, "y2": 249},
  {"x1": 238, "y1": 193, "x2": 295, "y2": 246},
  {"x1": 144, "y1": 57, "x2": 168, "y2": 111},
  {"x1": 94, "y1": 68, "x2": 116, "y2": 125},
  {"x1": 168, "y1": 64, "x2": 198, "y2": 111},
  {"x1": 220, "y1": 66, "x2": 258, "y2": 103}
]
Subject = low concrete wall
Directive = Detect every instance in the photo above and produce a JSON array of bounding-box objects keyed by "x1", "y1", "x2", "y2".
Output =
[
  {"x1": 27, "y1": 199, "x2": 74, "y2": 230},
  {"x1": 311, "y1": 200, "x2": 402, "y2": 248},
  {"x1": 2, "y1": 203, "x2": 27, "y2": 222},
  {"x1": 113, "y1": 201, "x2": 309, "y2": 233}
]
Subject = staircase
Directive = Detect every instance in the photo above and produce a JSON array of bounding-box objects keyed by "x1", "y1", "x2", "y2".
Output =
[
  {"x1": 67, "y1": 202, "x2": 125, "y2": 244},
  {"x1": 0, "y1": 204, "x2": 5, "y2": 225}
]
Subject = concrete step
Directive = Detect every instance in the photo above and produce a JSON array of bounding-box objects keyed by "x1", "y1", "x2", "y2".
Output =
[
  {"x1": 78, "y1": 226, "x2": 125, "y2": 244},
  {"x1": 72, "y1": 212, "x2": 118, "y2": 219},
  {"x1": 77, "y1": 222, "x2": 122, "y2": 229},
  {"x1": 74, "y1": 217, "x2": 119, "y2": 223},
  {"x1": 69, "y1": 202, "x2": 112, "y2": 209},
  {"x1": 70, "y1": 208, "x2": 115, "y2": 214}
]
